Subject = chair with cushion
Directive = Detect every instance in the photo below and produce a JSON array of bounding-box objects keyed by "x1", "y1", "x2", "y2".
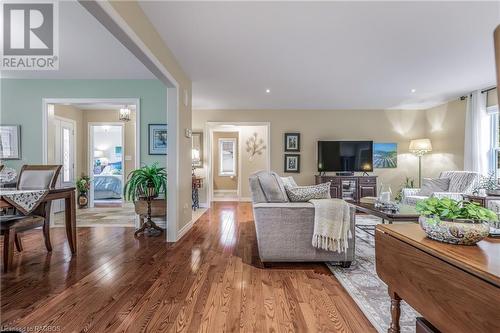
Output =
[
  {"x1": 401, "y1": 170, "x2": 480, "y2": 206},
  {"x1": 249, "y1": 170, "x2": 355, "y2": 266},
  {"x1": 1, "y1": 165, "x2": 61, "y2": 272}
]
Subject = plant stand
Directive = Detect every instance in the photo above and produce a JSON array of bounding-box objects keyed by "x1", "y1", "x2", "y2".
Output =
[{"x1": 134, "y1": 196, "x2": 163, "y2": 237}]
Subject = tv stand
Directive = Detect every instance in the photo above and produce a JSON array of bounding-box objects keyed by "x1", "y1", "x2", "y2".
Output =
[{"x1": 315, "y1": 175, "x2": 377, "y2": 202}]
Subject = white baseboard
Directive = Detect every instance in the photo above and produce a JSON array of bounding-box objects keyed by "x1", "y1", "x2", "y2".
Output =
[
  {"x1": 239, "y1": 197, "x2": 252, "y2": 202},
  {"x1": 176, "y1": 209, "x2": 207, "y2": 241}
]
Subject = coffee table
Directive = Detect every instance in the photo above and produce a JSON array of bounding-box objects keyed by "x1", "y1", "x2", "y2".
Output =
[{"x1": 353, "y1": 202, "x2": 419, "y2": 236}]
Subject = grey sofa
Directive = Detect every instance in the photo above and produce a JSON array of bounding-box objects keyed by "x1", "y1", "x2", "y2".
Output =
[
  {"x1": 249, "y1": 171, "x2": 355, "y2": 266},
  {"x1": 401, "y1": 171, "x2": 480, "y2": 206}
]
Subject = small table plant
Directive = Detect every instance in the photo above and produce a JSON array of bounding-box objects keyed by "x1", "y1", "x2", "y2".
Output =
[
  {"x1": 124, "y1": 163, "x2": 167, "y2": 237},
  {"x1": 76, "y1": 176, "x2": 91, "y2": 209},
  {"x1": 416, "y1": 197, "x2": 498, "y2": 245}
]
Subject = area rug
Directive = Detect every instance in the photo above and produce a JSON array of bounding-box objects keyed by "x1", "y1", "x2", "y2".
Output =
[{"x1": 327, "y1": 215, "x2": 419, "y2": 333}]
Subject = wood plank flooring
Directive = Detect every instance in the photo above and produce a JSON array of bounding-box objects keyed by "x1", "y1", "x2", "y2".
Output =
[{"x1": 1, "y1": 202, "x2": 375, "y2": 332}]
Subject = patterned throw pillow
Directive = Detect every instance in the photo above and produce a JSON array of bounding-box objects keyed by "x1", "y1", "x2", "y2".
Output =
[
  {"x1": 281, "y1": 176, "x2": 298, "y2": 189},
  {"x1": 285, "y1": 182, "x2": 331, "y2": 202},
  {"x1": 417, "y1": 178, "x2": 450, "y2": 196}
]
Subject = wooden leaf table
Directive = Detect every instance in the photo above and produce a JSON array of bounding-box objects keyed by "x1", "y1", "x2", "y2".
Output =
[{"x1": 375, "y1": 224, "x2": 500, "y2": 333}]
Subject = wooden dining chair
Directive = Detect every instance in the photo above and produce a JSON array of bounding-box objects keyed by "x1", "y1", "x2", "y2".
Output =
[{"x1": 1, "y1": 165, "x2": 61, "y2": 272}]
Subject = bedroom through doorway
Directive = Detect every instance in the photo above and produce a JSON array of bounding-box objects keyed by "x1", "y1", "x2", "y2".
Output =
[{"x1": 45, "y1": 100, "x2": 139, "y2": 227}]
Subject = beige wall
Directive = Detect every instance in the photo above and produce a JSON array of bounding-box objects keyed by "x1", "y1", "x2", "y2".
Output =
[
  {"x1": 83, "y1": 109, "x2": 136, "y2": 179},
  {"x1": 193, "y1": 100, "x2": 467, "y2": 201},
  {"x1": 212, "y1": 131, "x2": 238, "y2": 190},
  {"x1": 238, "y1": 125, "x2": 269, "y2": 198},
  {"x1": 110, "y1": 1, "x2": 193, "y2": 234}
]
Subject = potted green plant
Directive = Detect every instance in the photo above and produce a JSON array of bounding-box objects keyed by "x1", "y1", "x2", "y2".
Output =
[
  {"x1": 416, "y1": 197, "x2": 497, "y2": 245},
  {"x1": 395, "y1": 176, "x2": 415, "y2": 203},
  {"x1": 124, "y1": 163, "x2": 167, "y2": 237},
  {"x1": 76, "y1": 176, "x2": 91, "y2": 208}
]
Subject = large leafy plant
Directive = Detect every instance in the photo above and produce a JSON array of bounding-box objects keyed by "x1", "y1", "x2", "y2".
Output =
[
  {"x1": 124, "y1": 163, "x2": 167, "y2": 201},
  {"x1": 416, "y1": 197, "x2": 498, "y2": 222}
]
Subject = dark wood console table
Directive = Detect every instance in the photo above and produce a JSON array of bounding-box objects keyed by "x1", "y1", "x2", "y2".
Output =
[
  {"x1": 375, "y1": 224, "x2": 500, "y2": 333},
  {"x1": 315, "y1": 175, "x2": 377, "y2": 202}
]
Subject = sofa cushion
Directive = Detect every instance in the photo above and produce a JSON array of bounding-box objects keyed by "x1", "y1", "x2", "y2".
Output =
[
  {"x1": 257, "y1": 171, "x2": 289, "y2": 203},
  {"x1": 285, "y1": 182, "x2": 331, "y2": 202},
  {"x1": 440, "y1": 171, "x2": 480, "y2": 194},
  {"x1": 417, "y1": 178, "x2": 450, "y2": 196},
  {"x1": 281, "y1": 176, "x2": 298, "y2": 189}
]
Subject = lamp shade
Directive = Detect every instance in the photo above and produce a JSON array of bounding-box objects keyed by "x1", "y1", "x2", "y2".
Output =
[{"x1": 409, "y1": 138, "x2": 432, "y2": 156}]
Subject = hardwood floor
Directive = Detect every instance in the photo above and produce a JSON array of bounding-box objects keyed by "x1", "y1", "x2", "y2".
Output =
[{"x1": 1, "y1": 202, "x2": 375, "y2": 332}]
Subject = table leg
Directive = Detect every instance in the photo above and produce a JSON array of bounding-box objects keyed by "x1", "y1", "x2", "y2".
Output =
[
  {"x1": 3, "y1": 228, "x2": 15, "y2": 273},
  {"x1": 388, "y1": 288, "x2": 401, "y2": 333},
  {"x1": 64, "y1": 190, "x2": 77, "y2": 254}
]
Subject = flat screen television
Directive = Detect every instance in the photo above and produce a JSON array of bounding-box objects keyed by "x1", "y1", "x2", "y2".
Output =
[{"x1": 317, "y1": 141, "x2": 373, "y2": 172}]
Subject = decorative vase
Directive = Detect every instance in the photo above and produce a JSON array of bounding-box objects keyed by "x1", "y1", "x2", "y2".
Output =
[
  {"x1": 419, "y1": 216, "x2": 490, "y2": 245},
  {"x1": 78, "y1": 192, "x2": 88, "y2": 209}
]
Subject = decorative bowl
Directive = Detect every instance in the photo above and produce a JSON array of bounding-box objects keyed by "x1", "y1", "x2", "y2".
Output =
[{"x1": 419, "y1": 216, "x2": 490, "y2": 245}]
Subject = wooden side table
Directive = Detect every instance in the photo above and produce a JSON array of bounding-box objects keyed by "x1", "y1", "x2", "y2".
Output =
[{"x1": 463, "y1": 194, "x2": 500, "y2": 209}]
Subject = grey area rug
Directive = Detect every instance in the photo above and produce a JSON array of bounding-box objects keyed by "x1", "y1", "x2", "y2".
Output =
[{"x1": 327, "y1": 215, "x2": 419, "y2": 333}]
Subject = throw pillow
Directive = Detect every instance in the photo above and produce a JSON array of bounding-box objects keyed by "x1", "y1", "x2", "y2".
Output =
[
  {"x1": 281, "y1": 176, "x2": 298, "y2": 189},
  {"x1": 257, "y1": 171, "x2": 289, "y2": 202},
  {"x1": 417, "y1": 178, "x2": 451, "y2": 196},
  {"x1": 286, "y1": 182, "x2": 331, "y2": 202}
]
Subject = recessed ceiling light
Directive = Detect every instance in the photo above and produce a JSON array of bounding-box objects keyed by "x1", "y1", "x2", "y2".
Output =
[
  {"x1": 411, "y1": 89, "x2": 416, "y2": 93},
  {"x1": 265, "y1": 89, "x2": 271, "y2": 94}
]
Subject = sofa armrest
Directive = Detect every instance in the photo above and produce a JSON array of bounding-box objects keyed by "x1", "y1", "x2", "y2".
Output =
[
  {"x1": 402, "y1": 188, "x2": 420, "y2": 197},
  {"x1": 431, "y1": 192, "x2": 464, "y2": 201}
]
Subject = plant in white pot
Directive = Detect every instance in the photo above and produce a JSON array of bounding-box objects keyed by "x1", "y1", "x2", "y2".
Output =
[
  {"x1": 124, "y1": 163, "x2": 167, "y2": 237},
  {"x1": 416, "y1": 197, "x2": 497, "y2": 245}
]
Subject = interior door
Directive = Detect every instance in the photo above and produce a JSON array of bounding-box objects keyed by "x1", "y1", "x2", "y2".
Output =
[{"x1": 53, "y1": 118, "x2": 75, "y2": 213}]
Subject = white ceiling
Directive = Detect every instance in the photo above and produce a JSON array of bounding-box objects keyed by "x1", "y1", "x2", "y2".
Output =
[
  {"x1": 2, "y1": 1, "x2": 153, "y2": 80},
  {"x1": 140, "y1": 1, "x2": 500, "y2": 110}
]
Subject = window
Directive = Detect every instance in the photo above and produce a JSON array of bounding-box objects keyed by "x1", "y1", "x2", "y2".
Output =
[
  {"x1": 62, "y1": 127, "x2": 71, "y2": 182},
  {"x1": 489, "y1": 105, "x2": 500, "y2": 179},
  {"x1": 219, "y1": 138, "x2": 236, "y2": 176}
]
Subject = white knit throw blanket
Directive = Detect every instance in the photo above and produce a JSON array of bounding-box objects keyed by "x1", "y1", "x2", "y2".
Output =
[{"x1": 310, "y1": 199, "x2": 351, "y2": 253}]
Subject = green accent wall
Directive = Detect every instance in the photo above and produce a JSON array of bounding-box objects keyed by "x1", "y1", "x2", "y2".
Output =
[{"x1": 0, "y1": 79, "x2": 167, "y2": 171}]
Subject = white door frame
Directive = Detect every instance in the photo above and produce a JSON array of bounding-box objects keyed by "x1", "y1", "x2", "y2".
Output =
[
  {"x1": 77, "y1": 1, "x2": 181, "y2": 242},
  {"x1": 87, "y1": 121, "x2": 126, "y2": 208},
  {"x1": 206, "y1": 122, "x2": 271, "y2": 204}
]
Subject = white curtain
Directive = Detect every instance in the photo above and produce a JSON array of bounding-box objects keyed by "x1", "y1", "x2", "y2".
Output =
[{"x1": 464, "y1": 90, "x2": 490, "y2": 175}]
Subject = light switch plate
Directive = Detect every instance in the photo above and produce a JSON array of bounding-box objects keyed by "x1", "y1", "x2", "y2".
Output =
[{"x1": 185, "y1": 128, "x2": 192, "y2": 138}]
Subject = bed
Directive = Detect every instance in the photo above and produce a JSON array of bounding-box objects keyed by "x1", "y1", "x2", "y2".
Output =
[{"x1": 93, "y1": 174, "x2": 123, "y2": 200}]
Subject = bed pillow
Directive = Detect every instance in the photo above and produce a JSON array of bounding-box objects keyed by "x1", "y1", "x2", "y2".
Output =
[
  {"x1": 285, "y1": 182, "x2": 331, "y2": 202},
  {"x1": 281, "y1": 176, "x2": 298, "y2": 189},
  {"x1": 417, "y1": 178, "x2": 451, "y2": 196}
]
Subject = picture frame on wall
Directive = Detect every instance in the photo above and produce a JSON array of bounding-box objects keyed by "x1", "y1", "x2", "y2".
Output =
[
  {"x1": 148, "y1": 124, "x2": 168, "y2": 155},
  {"x1": 284, "y1": 133, "x2": 300, "y2": 152},
  {"x1": 284, "y1": 154, "x2": 300, "y2": 173},
  {"x1": 373, "y1": 142, "x2": 398, "y2": 168},
  {"x1": 0, "y1": 125, "x2": 21, "y2": 160}
]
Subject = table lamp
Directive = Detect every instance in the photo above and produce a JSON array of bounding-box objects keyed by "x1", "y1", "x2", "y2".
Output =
[{"x1": 409, "y1": 138, "x2": 432, "y2": 187}]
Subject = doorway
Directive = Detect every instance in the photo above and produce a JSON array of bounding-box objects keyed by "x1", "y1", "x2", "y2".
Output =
[
  {"x1": 44, "y1": 99, "x2": 139, "y2": 227},
  {"x1": 206, "y1": 122, "x2": 271, "y2": 204},
  {"x1": 89, "y1": 123, "x2": 124, "y2": 207},
  {"x1": 212, "y1": 131, "x2": 239, "y2": 201}
]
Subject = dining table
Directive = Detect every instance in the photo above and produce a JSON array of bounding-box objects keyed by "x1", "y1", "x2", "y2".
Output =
[{"x1": 0, "y1": 187, "x2": 77, "y2": 254}]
